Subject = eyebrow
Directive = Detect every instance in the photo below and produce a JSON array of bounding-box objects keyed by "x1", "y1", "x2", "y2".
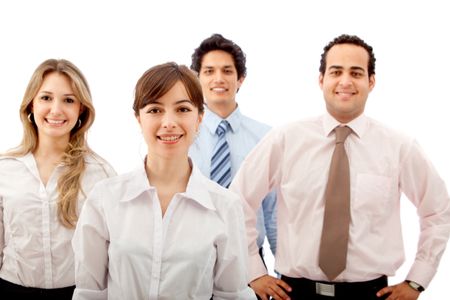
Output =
[
  {"x1": 201, "y1": 65, "x2": 234, "y2": 69},
  {"x1": 151, "y1": 99, "x2": 193, "y2": 105},
  {"x1": 39, "y1": 91, "x2": 76, "y2": 97},
  {"x1": 328, "y1": 65, "x2": 366, "y2": 72}
]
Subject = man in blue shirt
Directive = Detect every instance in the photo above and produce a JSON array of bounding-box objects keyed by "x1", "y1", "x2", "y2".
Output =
[{"x1": 189, "y1": 33, "x2": 277, "y2": 265}]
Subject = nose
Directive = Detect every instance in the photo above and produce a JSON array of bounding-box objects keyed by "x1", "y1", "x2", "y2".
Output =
[
  {"x1": 50, "y1": 99, "x2": 63, "y2": 114},
  {"x1": 162, "y1": 111, "x2": 177, "y2": 128},
  {"x1": 338, "y1": 73, "x2": 353, "y2": 87},
  {"x1": 213, "y1": 71, "x2": 224, "y2": 83}
]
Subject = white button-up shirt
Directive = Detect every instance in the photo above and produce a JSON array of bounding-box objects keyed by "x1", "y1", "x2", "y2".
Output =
[
  {"x1": 230, "y1": 113, "x2": 450, "y2": 288},
  {"x1": 72, "y1": 161, "x2": 256, "y2": 300},
  {"x1": 0, "y1": 152, "x2": 115, "y2": 288}
]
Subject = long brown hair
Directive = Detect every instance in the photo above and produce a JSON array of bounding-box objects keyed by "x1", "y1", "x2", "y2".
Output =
[{"x1": 6, "y1": 59, "x2": 95, "y2": 228}]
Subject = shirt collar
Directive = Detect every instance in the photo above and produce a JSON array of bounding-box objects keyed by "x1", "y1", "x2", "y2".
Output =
[
  {"x1": 119, "y1": 162, "x2": 152, "y2": 203},
  {"x1": 203, "y1": 105, "x2": 243, "y2": 135},
  {"x1": 12, "y1": 153, "x2": 39, "y2": 179},
  {"x1": 322, "y1": 111, "x2": 368, "y2": 138},
  {"x1": 120, "y1": 159, "x2": 216, "y2": 211},
  {"x1": 181, "y1": 164, "x2": 216, "y2": 211}
]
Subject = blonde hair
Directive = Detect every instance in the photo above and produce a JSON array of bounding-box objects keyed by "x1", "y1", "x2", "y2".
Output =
[{"x1": 6, "y1": 59, "x2": 95, "y2": 228}]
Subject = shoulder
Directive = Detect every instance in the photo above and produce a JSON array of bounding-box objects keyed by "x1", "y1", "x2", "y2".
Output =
[
  {"x1": 263, "y1": 117, "x2": 319, "y2": 142},
  {"x1": 0, "y1": 154, "x2": 26, "y2": 168},
  {"x1": 208, "y1": 184, "x2": 243, "y2": 218},
  {"x1": 92, "y1": 167, "x2": 150, "y2": 205},
  {"x1": 239, "y1": 114, "x2": 271, "y2": 136},
  {"x1": 365, "y1": 117, "x2": 413, "y2": 143},
  {"x1": 0, "y1": 155, "x2": 18, "y2": 163},
  {"x1": 84, "y1": 152, "x2": 117, "y2": 177},
  {"x1": 92, "y1": 169, "x2": 136, "y2": 191},
  {"x1": 191, "y1": 167, "x2": 242, "y2": 212}
]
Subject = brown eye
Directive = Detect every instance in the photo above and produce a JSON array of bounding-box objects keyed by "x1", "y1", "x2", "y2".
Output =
[
  {"x1": 178, "y1": 107, "x2": 192, "y2": 113},
  {"x1": 147, "y1": 108, "x2": 160, "y2": 114}
]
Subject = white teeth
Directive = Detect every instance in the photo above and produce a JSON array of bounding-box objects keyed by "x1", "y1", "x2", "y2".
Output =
[
  {"x1": 46, "y1": 119, "x2": 65, "y2": 124},
  {"x1": 212, "y1": 88, "x2": 226, "y2": 92},
  {"x1": 159, "y1": 136, "x2": 180, "y2": 141}
]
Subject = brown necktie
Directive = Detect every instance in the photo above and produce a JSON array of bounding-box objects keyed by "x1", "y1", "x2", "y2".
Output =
[{"x1": 319, "y1": 126, "x2": 352, "y2": 281}]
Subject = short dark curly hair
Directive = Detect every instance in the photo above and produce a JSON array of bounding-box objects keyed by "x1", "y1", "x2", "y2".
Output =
[
  {"x1": 319, "y1": 34, "x2": 376, "y2": 77},
  {"x1": 191, "y1": 33, "x2": 247, "y2": 79}
]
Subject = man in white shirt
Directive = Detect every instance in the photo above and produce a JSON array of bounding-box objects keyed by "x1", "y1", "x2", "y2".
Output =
[{"x1": 230, "y1": 34, "x2": 450, "y2": 300}]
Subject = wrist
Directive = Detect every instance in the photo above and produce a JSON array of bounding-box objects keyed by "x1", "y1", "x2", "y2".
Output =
[{"x1": 405, "y1": 280, "x2": 425, "y2": 292}]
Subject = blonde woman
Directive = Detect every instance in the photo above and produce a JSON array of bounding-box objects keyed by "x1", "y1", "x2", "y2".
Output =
[
  {"x1": 72, "y1": 62, "x2": 256, "y2": 300},
  {"x1": 0, "y1": 59, "x2": 115, "y2": 299}
]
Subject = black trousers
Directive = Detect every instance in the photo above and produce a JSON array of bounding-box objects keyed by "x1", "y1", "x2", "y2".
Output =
[
  {"x1": 280, "y1": 275, "x2": 388, "y2": 300},
  {"x1": 0, "y1": 277, "x2": 75, "y2": 300}
]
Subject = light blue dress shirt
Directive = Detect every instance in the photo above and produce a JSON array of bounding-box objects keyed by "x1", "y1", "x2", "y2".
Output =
[{"x1": 189, "y1": 106, "x2": 277, "y2": 255}]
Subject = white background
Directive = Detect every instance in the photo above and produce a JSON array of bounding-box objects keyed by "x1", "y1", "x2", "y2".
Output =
[{"x1": 0, "y1": 1, "x2": 449, "y2": 298}]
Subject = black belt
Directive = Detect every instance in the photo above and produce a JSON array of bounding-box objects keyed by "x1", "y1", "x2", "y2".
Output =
[{"x1": 281, "y1": 275, "x2": 387, "y2": 298}]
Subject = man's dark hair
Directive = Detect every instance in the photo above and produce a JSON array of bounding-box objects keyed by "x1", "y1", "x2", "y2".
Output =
[
  {"x1": 191, "y1": 33, "x2": 247, "y2": 79},
  {"x1": 319, "y1": 34, "x2": 376, "y2": 77}
]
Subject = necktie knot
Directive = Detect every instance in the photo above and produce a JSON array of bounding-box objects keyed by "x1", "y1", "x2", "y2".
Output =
[
  {"x1": 335, "y1": 126, "x2": 352, "y2": 144},
  {"x1": 216, "y1": 120, "x2": 229, "y2": 137}
]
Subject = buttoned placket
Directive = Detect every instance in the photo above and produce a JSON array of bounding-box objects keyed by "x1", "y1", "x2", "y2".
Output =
[
  {"x1": 40, "y1": 177, "x2": 55, "y2": 288},
  {"x1": 148, "y1": 190, "x2": 181, "y2": 299},
  {"x1": 149, "y1": 189, "x2": 163, "y2": 299}
]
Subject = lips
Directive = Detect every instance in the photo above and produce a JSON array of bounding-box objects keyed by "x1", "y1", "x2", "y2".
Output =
[
  {"x1": 45, "y1": 118, "x2": 66, "y2": 125},
  {"x1": 157, "y1": 135, "x2": 183, "y2": 142},
  {"x1": 336, "y1": 91, "x2": 356, "y2": 96},
  {"x1": 211, "y1": 87, "x2": 228, "y2": 92}
]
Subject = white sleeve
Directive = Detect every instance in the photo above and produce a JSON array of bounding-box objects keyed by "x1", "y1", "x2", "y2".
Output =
[
  {"x1": 230, "y1": 128, "x2": 283, "y2": 281},
  {"x1": 213, "y1": 195, "x2": 257, "y2": 300},
  {"x1": 400, "y1": 139, "x2": 450, "y2": 288},
  {"x1": 72, "y1": 184, "x2": 110, "y2": 300}
]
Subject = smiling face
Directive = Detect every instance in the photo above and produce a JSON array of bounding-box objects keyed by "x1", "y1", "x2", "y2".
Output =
[
  {"x1": 136, "y1": 81, "x2": 203, "y2": 160},
  {"x1": 198, "y1": 50, "x2": 244, "y2": 114},
  {"x1": 319, "y1": 43, "x2": 375, "y2": 123},
  {"x1": 31, "y1": 71, "x2": 82, "y2": 143}
]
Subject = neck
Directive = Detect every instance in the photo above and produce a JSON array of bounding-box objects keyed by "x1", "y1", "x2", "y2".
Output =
[
  {"x1": 34, "y1": 135, "x2": 69, "y2": 160},
  {"x1": 328, "y1": 110, "x2": 362, "y2": 124},
  {"x1": 207, "y1": 101, "x2": 237, "y2": 119},
  {"x1": 145, "y1": 154, "x2": 191, "y2": 186}
]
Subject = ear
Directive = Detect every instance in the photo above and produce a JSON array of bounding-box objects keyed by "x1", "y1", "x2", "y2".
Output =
[
  {"x1": 237, "y1": 76, "x2": 245, "y2": 90},
  {"x1": 319, "y1": 74, "x2": 324, "y2": 90},
  {"x1": 368, "y1": 74, "x2": 376, "y2": 91},
  {"x1": 135, "y1": 114, "x2": 141, "y2": 126},
  {"x1": 197, "y1": 111, "x2": 204, "y2": 124}
]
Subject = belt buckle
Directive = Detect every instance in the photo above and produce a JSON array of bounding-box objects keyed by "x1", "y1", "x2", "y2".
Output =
[{"x1": 315, "y1": 282, "x2": 335, "y2": 297}]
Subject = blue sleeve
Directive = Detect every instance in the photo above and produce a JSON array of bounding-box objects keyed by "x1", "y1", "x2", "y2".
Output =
[{"x1": 261, "y1": 190, "x2": 277, "y2": 255}]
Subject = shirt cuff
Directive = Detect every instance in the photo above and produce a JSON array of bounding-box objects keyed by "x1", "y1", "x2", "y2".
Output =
[
  {"x1": 249, "y1": 252, "x2": 268, "y2": 282},
  {"x1": 406, "y1": 260, "x2": 437, "y2": 289}
]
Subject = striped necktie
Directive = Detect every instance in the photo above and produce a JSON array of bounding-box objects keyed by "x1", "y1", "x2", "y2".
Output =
[{"x1": 210, "y1": 120, "x2": 231, "y2": 187}]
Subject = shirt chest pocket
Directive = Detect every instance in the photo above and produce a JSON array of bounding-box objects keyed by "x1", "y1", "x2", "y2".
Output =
[{"x1": 353, "y1": 173, "x2": 393, "y2": 216}]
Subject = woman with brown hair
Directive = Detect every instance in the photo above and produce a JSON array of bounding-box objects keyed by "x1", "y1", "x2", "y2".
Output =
[
  {"x1": 72, "y1": 62, "x2": 255, "y2": 299},
  {"x1": 0, "y1": 59, "x2": 115, "y2": 299}
]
